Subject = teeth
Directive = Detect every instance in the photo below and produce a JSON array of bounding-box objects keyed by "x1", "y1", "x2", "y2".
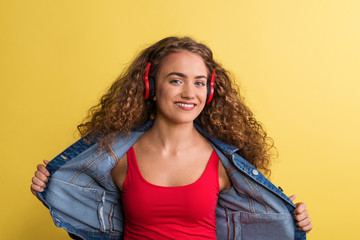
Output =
[{"x1": 176, "y1": 103, "x2": 195, "y2": 108}]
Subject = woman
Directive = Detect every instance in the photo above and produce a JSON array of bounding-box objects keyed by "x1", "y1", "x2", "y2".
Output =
[{"x1": 31, "y1": 36, "x2": 312, "y2": 239}]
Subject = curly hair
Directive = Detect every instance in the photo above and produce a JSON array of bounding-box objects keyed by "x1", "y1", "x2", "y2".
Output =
[{"x1": 78, "y1": 36, "x2": 275, "y2": 176}]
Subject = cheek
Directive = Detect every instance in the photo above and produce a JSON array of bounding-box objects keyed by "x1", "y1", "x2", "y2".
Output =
[
  {"x1": 200, "y1": 89, "x2": 208, "y2": 102},
  {"x1": 154, "y1": 90, "x2": 173, "y2": 107}
]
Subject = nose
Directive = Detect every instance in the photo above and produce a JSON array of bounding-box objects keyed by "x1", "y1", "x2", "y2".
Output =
[{"x1": 180, "y1": 82, "x2": 195, "y2": 99}]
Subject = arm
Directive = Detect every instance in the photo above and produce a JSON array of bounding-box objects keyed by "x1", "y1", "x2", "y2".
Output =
[{"x1": 289, "y1": 194, "x2": 313, "y2": 233}]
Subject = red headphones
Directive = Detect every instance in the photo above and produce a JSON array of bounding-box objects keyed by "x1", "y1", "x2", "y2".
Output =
[
  {"x1": 144, "y1": 48, "x2": 215, "y2": 104},
  {"x1": 206, "y1": 70, "x2": 215, "y2": 104},
  {"x1": 144, "y1": 62, "x2": 156, "y2": 101}
]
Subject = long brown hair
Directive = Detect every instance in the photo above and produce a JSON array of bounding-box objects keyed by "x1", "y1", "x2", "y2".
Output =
[{"x1": 78, "y1": 36, "x2": 275, "y2": 176}]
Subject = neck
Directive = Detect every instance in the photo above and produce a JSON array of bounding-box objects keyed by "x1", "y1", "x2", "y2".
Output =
[{"x1": 145, "y1": 118, "x2": 201, "y2": 153}]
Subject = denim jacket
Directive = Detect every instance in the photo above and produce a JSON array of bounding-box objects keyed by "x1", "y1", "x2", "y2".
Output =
[{"x1": 38, "y1": 121, "x2": 306, "y2": 240}]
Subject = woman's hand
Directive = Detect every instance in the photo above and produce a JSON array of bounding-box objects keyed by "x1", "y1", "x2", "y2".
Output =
[
  {"x1": 30, "y1": 160, "x2": 50, "y2": 200},
  {"x1": 289, "y1": 194, "x2": 313, "y2": 233}
]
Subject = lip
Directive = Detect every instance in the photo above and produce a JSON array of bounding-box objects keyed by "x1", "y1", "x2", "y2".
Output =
[{"x1": 174, "y1": 101, "x2": 197, "y2": 110}]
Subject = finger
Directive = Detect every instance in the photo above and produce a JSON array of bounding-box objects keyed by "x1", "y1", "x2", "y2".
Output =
[
  {"x1": 37, "y1": 164, "x2": 50, "y2": 176},
  {"x1": 301, "y1": 223, "x2": 313, "y2": 233},
  {"x1": 37, "y1": 163, "x2": 50, "y2": 176},
  {"x1": 32, "y1": 176, "x2": 47, "y2": 189},
  {"x1": 30, "y1": 183, "x2": 44, "y2": 193},
  {"x1": 35, "y1": 170, "x2": 49, "y2": 183},
  {"x1": 298, "y1": 222, "x2": 312, "y2": 232},
  {"x1": 296, "y1": 216, "x2": 311, "y2": 228},
  {"x1": 30, "y1": 185, "x2": 43, "y2": 202},
  {"x1": 294, "y1": 202, "x2": 307, "y2": 215},
  {"x1": 289, "y1": 194, "x2": 296, "y2": 202},
  {"x1": 295, "y1": 209, "x2": 309, "y2": 222},
  {"x1": 43, "y1": 160, "x2": 49, "y2": 165}
]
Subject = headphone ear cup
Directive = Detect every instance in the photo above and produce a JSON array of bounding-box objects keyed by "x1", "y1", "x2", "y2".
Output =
[
  {"x1": 148, "y1": 76, "x2": 156, "y2": 100},
  {"x1": 206, "y1": 81, "x2": 211, "y2": 103},
  {"x1": 206, "y1": 70, "x2": 215, "y2": 104}
]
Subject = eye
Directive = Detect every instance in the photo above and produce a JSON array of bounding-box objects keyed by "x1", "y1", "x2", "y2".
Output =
[
  {"x1": 170, "y1": 79, "x2": 182, "y2": 84},
  {"x1": 194, "y1": 81, "x2": 206, "y2": 87}
]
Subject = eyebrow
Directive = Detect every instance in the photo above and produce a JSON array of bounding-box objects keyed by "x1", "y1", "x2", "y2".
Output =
[{"x1": 165, "y1": 72, "x2": 207, "y2": 80}]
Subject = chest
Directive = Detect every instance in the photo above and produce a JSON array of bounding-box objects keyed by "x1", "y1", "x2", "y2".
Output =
[{"x1": 134, "y1": 148, "x2": 214, "y2": 187}]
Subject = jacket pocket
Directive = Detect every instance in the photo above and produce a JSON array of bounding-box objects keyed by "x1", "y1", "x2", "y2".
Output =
[
  {"x1": 237, "y1": 212, "x2": 295, "y2": 240},
  {"x1": 44, "y1": 178, "x2": 122, "y2": 234}
]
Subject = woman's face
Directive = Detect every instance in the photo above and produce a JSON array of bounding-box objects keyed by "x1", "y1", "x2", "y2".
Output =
[{"x1": 154, "y1": 51, "x2": 208, "y2": 125}]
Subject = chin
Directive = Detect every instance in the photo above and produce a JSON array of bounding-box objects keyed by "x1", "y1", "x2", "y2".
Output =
[{"x1": 166, "y1": 114, "x2": 200, "y2": 125}]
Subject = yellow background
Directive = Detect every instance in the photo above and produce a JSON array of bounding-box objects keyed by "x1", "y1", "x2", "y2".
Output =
[{"x1": 1, "y1": 0, "x2": 359, "y2": 239}]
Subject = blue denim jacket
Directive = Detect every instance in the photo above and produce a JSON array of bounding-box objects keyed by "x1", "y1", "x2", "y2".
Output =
[{"x1": 38, "y1": 121, "x2": 306, "y2": 240}]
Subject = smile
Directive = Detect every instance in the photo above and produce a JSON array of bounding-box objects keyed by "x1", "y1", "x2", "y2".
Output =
[{"x1": 175, "y1": 102, "x2": 196, "y2": 109}]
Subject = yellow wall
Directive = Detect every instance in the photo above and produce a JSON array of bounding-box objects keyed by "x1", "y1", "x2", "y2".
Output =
[{"x1": 1, "y1": 0, "x2": 359, "y2": 239}]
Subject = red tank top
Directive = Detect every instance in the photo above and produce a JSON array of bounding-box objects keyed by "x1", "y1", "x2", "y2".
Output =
[{"x1": 121, "y1": 146, "x2": 219, "y2": 240}]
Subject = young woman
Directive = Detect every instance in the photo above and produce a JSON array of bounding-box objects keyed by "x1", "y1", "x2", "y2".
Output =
[{"x1": 31, "y1": 37, "x2": 312, "y2": 240}]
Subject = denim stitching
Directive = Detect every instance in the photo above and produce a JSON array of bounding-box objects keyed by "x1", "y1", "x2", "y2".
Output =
[
  {"x1": 108, "y1": 176, "x2": 117, "y2": 190},
  {"x1": 107, "y1": 146, "x2": 119, "y2": 163},
  {"x1": 70, "y1": 152, "x2": 107, "y2": 184},
  {"x1": 218, "y1": 200, "x2": 231, "y2": 240},
  {"x1": 85, "y1": 179, "x2": 95, "y2": 188},
  {"x1": 244, "y1": 177, "x2": 257, "y2": 202},
  {"x1": 241, "y1": 175, "x2": 256, "y2": 213},
  {"x1": 232, "y1": 212, "x2": 237, "y2": 240},
  {"x1": 248, "y1": 198, "x2": 254, "y2": 214},
  {"x1": 86, "y1": 173, "x2": 109, "y2": 188},
  {"x1": 243, "y1": 175, "x2": 271, "y2": 213},
  {"x1": 227, "y1": 208, "x2": 231, "y2": 240}
]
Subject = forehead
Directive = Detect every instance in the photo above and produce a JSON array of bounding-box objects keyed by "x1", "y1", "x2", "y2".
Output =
[{"x1": 157, "y1": 51, "x2": 208, "y2": 76}]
